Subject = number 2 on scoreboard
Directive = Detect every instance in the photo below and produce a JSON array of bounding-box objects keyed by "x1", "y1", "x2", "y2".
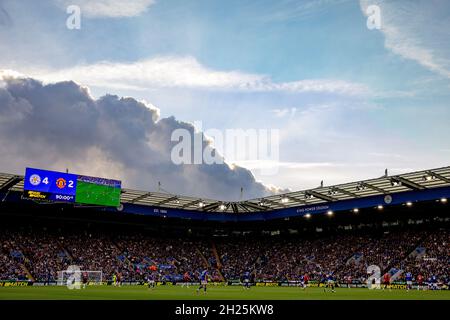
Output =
[{"x1": 68, "y1": 180, "x2": 74, "y2": 188}]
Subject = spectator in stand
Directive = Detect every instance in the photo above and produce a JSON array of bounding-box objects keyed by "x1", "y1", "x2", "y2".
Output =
[{"x1": 0, "y1": 228, "x2": 448, "y2": 285}]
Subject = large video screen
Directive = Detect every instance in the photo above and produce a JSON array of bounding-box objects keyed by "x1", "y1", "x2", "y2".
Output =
[
  {"x1": 75, "y1": 175, "x2": 122, "y2": 207},
  {"x1": 23, "y1": 168, "x2": 121, "y2": 207}
]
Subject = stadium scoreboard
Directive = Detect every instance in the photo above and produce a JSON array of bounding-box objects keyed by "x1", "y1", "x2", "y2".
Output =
[{"x1": 23, "y1": 168, "x2": 121, "y2": 207}]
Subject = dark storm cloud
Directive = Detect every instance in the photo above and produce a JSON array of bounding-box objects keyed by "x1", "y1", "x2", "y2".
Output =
[{"x1": 0, "y1": 75, "x2": 274, "y2": 200}]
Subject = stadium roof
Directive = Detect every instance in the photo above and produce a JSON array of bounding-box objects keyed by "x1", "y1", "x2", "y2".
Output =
[{"x1": 1, "y1": 166, "x2": 450, "y2": 213}]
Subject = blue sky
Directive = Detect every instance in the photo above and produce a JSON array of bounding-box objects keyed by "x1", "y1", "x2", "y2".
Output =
[{"x1": 1, "y1": 0, "x2": 449, "y2": 193}]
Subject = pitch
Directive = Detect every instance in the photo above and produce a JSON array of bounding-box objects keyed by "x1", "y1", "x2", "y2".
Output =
[
  {"x1": 75, "y1": 181, "x2": 121, "y2": 207},
  {"x1": 1, "y1": 286, "x2": 449, "y2": 300}
]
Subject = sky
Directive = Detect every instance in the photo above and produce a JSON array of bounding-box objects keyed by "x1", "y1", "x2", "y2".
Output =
[{"x1": 0, "y1": 0, "x2": 449, "y2": 200}]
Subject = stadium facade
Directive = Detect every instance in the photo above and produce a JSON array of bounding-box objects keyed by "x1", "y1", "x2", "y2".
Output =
[
  {"x1": 1, "y1": 166, "x2": 450, "y2": 221},
  {"x1": 0, "y1": 166, "x2": 448, "y2": 289}
]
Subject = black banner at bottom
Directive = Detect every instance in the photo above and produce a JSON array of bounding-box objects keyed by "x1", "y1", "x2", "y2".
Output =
[{"x1": 0, "y1": 300, "x2": 447, "y2": 319}]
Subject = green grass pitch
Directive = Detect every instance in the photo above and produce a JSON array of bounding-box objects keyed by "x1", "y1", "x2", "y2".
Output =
[
  {"x1": 75, "y1": 181, "x2": 121, "y2": 207},
  {"x1": 1, "y1": 286, "x2": 449, "y2": 300}
]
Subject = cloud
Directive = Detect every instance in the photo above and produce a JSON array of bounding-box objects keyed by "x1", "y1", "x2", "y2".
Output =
[
  {"x1": 253, "y1": 0, "x2": 350, "y2": 23},
  {"x1": 0, "y1": 73, "x2": 278, "y2": 201},
  {"x1": 32, "y1": 56, "x2": 371, "y2": 96},
  {"x1": 54, "y1": 0, "x2": 155, "y2": 18},
  {"x1": 232, "y1": 160, "x2": 334, "y2": 171},
  {"x1": 360, "y1": 0, "x2": 450, "y2": 79},
  {"x1": 271, "y1": 108, "x2": 297, "y2": 118}
]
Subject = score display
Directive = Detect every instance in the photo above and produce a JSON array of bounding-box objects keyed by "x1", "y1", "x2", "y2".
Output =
[
  {"x1": 23, "y1": 168, "x2": 121, "y2": 207},
  {"x1": 23, "y1": 168, "x2": 77, "y2": 202}
]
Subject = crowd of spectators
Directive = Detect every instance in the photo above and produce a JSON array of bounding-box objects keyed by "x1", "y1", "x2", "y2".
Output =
[
  {"x1": 63, "y1": 233, "x2": 127, "y2": 281},
  {"x1": 0, "y1": 229, "x2": 208, "y2": 282},
  {"x1": 0, "y1": 228, "x2": 448, "y2": 284},
  {"x1": 335, "y1": 231, "x2": 423, "y2": 282},
  {"x1": 217, "y1": 235, "x2": 372, "y2": 282},
  {"x1": 114, "y1": 234, "x2": 206, "y2": 281},
  {"x1": 0, "y1": 232, "x2": 29, "y2": 280},
  {"x1": 216, "y1": 231, "x2": 448, "y2": 283},
  {"x1": 217, "y1": 239, "x2": 263, "y2": 280},
  {"x1": 400, "y1": 230, "x2": 449, "y2": 281}
]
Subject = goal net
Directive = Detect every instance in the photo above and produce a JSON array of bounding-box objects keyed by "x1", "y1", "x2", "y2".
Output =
[{"x1": 57, "y1": 268, "x2": 103, "y2": 287}]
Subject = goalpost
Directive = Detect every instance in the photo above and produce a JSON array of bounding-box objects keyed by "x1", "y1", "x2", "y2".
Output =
[{"x1": 57, "y1": 267, "x2": 103, "y2": 288}]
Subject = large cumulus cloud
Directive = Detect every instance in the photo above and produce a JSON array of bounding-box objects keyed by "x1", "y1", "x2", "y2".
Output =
[{"x1": 0, "y1": 74, "x2": 275, "y2": 201}]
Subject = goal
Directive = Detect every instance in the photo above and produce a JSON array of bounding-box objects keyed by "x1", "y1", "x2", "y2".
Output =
[{"x1": 57, "y1": 267, "x2": 103, "y2": 288}]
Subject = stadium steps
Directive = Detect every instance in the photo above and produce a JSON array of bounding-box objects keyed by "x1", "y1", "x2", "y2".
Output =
[
  {"x1": 13, "y1": 249, "x2": 35, "y2": 281},
  {"x1": 387, "y1": 268, "x2": 403, "y2": 282},
  {"x1": 408, "y1": 246, "x2": 426, "y2": 260},
  {"x1": 211, "y1": 242, "x2": 225, "y2": 281},
  {"x1": 403, "y1": 237, "x2": 425, "y2": 261},
  {"x1": 196, "y1": 247, "x2": 210, "y2": 269},
  {"x1": 381, "y1": 236, "x2": 426, "y2": 275},
  {"x1": 14, "y1": 251, "x2": 34, "y2": 281},
  {"x1": 396, "y1": 235, "x2": 429, "y2": 273},
  {"x1": 343, "y1": 238, "x2": 372, "y2": 266},
  {"x1": 345, "y1": 253, "x2": 363, "y2": 265},
  {"x1": 112, "y1": 242, "x2": 134, "y2": 271},
  {"x1": 60, "y1": 245, "x2": 74, "y2": 263},
  {"x1": 19, "y1": 263, "x2": 34, "y2": 282},
  {"x1": 211, "y1": 242, "x2": 223, "y2": 269}
]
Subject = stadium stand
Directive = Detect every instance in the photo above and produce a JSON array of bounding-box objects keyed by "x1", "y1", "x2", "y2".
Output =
[
  {"x1": 0, "y1": 166, "x2": 448, "y2": 287},
  {"x1": 0, "y1": 226, "x2": 448, "y2": 285}
]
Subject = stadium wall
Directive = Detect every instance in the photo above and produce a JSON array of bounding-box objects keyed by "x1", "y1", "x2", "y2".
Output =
[
  {"x1": 2, "y1": 185, "x2": 450, "y2": 222},
  {"x1": 111, "y1": 186, "x2": 450, "y2": 221}
]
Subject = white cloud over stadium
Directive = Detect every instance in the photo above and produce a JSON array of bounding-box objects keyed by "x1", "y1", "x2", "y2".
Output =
[{"x1": 0, "y1": 72, "x2": 280, "y2": 200}]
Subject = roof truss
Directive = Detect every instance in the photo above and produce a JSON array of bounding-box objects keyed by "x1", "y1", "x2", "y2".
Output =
[{"x1": 0, "y1": 165, "x2": 449, "y2": 213}]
